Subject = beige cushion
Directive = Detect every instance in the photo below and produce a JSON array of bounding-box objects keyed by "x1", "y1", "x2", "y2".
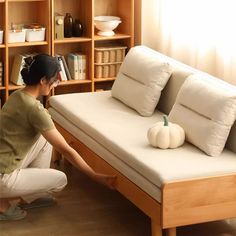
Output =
[
  {"x1": 169, "y1": 74, "x2": 236, "y2": 156},
  {"x1": 111, "y1": 46, "x2": 172, "y2": 116}
]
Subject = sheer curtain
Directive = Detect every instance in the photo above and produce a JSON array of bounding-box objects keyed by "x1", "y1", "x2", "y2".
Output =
[{"x1": 144, "y1": 0, "x2": 236, "y2": 85}]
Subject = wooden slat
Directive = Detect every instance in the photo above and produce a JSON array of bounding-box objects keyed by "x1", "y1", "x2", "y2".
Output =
[{"x1": 162, "y1": 174, "x2": 236, "y2": 228}]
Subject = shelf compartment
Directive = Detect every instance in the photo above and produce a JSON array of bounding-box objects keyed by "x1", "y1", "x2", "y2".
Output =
[
  {"x1": 53, "y1": 0, "x2": 93, "y2": 38},
  {"x1": 8, "y1": 0, "x2": 50, "y2": 44},
  {"x1": 94, "y1": 0, "x2": 134, "y2": 37},
  {"x1": 54, "y1": 37, "x2": 92, "y2": 44}
]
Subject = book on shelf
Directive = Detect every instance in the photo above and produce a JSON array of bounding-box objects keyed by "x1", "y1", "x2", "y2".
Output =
[
  {"x1": 10, "y1": 54, "x2": 26, "y2": 86},
  {"x1": 75, "y1": 53, "x2": 86, "y2": 80},
  {"x1": 55, "y1": 54, "x2": 72, "y2": 80},
  {"x1": 67, "y1": 53, "x2": 79, "y2": 80},
  {"x1": 55, "y1": 55, "x2": 67, "y2": 81},
  {"x1": 67, "y1": 53, "x2": 86, "y2": 80},
  {"x1": 61, "y1": 55, "x2": 72, "y2": 80}
]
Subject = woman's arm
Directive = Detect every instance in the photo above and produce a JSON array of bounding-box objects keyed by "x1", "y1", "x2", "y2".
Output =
[{"x1": 42, "y1": 128, "x2": 116, "y2": 189}]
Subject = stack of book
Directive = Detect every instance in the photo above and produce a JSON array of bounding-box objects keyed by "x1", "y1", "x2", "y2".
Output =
[
  {"x1": 55, "y1": 53, "x2": 86, "y2": 81},
  {"x1": 67, "y1": 53, "x2": 86, "y2": 80},
  {"x1": 55, "y1": 54, "x2": 71, "y2": 81},
  {"x1": 0, "y1": 61, "x2": 3, "y2": 86}
]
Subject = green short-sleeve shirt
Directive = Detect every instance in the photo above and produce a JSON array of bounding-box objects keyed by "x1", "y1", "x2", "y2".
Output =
[{"x1": 0, "y1": 89, "x2": 55, "y2": 174}]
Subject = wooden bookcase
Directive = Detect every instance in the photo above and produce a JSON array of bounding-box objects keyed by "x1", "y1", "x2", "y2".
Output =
[{"x1": 0, "y1": 0, "x2": 134, "y2": 107}]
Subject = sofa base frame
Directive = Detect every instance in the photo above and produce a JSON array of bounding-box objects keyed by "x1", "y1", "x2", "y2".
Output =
[{"x1": 54, "y1": 122, "x2": 236, "y2": 236}]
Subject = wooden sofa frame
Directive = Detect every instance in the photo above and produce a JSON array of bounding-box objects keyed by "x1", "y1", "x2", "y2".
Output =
[{"x1": 53, "y1": 122, "x2": 236, "y2": 236}]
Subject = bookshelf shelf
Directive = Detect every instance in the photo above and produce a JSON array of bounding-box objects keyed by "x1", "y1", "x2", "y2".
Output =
[
  {"x1": 8, "y1": 41, "x2": 48, "y2": 48},
  {"x1": 58, "y1": 80, "x2": 92, "y2": 87},
  {"x1": 0, "y1": 44, "x2": 5, "y2": 48},
  {"x1": 8, "y1": 83, "x2": 24, "y2": 90},
  {"x1": 94, "y1": 77, "x2": 116, "y2": 82},
  {"x1": 94, "y1": 34, "x2": 131, "y2": 41},
  {"x1": 9, "y1": 0, "x2": 46, "y2": 2},
  {"x1": 54, "y1": 37, "x2": 92, "y2": 44},
  {"x1": 0, "y1": 86, "x2": 5, "y2": 90}
]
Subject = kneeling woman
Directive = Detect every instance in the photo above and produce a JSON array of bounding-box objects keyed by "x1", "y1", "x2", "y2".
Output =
[{"x1": 0, "y1": 54, "x2": 116, "y2": 220}]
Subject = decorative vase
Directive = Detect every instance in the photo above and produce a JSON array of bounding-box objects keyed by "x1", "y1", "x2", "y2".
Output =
[
  {"x1": 64, "y1": 13, "x2": 73, "y2": 37},
  {"x1": 73, "y1": 19, "x2": 83, "y2": 37}
]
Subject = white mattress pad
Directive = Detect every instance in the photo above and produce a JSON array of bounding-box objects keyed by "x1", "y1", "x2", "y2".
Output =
[{"x1": 49, "y1": 91, "x2": 236, "y2": 194}]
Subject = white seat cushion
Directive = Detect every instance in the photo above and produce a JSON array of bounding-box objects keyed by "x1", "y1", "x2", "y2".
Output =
[
  {"x1": 169, "y1": 74, "x2": 236, "y2": 156},
  {"x1": 111, "y1": 46, "x2": 172, "y2": 116},
  {"x1": 49, "y1": 91, "x2": 236, "y2": 192}
]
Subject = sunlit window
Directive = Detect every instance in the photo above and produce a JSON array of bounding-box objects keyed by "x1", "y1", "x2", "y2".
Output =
[{"x1": 154, "y1": 0, "x2": 236, "y2": 84}]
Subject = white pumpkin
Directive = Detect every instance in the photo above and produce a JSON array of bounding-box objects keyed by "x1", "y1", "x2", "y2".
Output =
[{"x1": 147, "y1": 115, "x2": 185, "y2": 149}]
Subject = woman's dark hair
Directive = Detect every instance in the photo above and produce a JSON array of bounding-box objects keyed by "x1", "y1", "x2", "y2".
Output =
[{"x1": 21, "y1": 54, "x2": 60, "y2": 85}]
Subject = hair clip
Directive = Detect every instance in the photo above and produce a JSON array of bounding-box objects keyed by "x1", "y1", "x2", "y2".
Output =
[{"x1": 24, "y1": 56, "x2": 35, "y2": 71}]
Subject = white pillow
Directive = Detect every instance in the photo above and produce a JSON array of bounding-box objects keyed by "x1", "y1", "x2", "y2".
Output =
[
  {"x1": 111, "y1": 46, "x2": 172, "y2": 116},
  {"x1": 169, "y1": 74, "x2": 236, "y2": 156}
]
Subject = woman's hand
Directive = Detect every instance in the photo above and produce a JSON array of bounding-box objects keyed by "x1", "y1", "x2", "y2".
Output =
[
  {"x1": 94, "y1": 173, "x2": 117, "y2": 190},
  {"x1": 42, "y1": 129, "x2": 117, "y2": 190}
]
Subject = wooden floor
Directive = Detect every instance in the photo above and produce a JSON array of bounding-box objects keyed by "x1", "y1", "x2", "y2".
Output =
[{"x1": 1, "y1": 163, "x2": 236, "y2": 236}]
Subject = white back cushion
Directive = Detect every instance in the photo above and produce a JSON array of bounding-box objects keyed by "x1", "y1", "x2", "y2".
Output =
[
  {"x1": 169, "y1": 74, "x2": 236, "y2": 156},
  {"x1": 111, "y1": 46, "x2": 172, "y2": 116}
]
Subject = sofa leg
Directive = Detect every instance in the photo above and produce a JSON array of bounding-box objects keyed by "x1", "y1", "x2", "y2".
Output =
[
  {"x1": 151, "y1": 220, "x2": 163, "y2": 236},
  {"x1": 166, "y1": 227, "x2": 176, "y2": 236}
]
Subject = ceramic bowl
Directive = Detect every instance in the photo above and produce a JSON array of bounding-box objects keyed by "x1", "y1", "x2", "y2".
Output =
[{"x1": 94, "y1": 16, "x2": 121, "y2": 36}]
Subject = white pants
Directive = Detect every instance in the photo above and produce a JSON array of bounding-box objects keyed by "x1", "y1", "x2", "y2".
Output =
[{"x1": 0, "y1": 135, "x2": 67, "y2": 203}]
